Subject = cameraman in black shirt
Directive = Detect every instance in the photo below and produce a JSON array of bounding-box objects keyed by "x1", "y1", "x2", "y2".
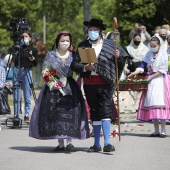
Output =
[{"x1": 13, "y1": 31, "x2": 38, "y2": 122}]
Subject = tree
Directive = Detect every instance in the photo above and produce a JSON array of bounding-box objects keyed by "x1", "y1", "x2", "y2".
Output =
[
  {"x1": 1, "y1": 0, "x2": 170, "y2": 52},
  {"x1": 115, "y1": 0, "x2": 170, "y2": 47},
  {"x1": 0, "y1": 0, "x2": 39, "y2": 51},
  {"x1": 90, "y1": 0, "x2": 116, "y2": 32}
]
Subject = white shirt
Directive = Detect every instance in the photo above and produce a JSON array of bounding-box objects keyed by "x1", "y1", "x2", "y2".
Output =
[{"x1": 88, "y1": 39, "x2": 103, "y2": 75}]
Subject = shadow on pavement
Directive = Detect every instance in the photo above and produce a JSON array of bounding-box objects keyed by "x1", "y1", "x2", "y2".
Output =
[
  {"x1": 10, "y1": 146, "x2": 116, "y2": 155},
  {"x1": 120, "y1": 133, "x2": 149, "y2": 137},
  {"x1": 120, "y1": 133, "x2": 169, "y2": 138},
  {"x1": 10, "y1": 146, "x2": 90, "y2": 153}
]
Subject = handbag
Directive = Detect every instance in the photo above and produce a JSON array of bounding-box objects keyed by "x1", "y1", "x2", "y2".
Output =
[{"x1": 0, "y1": 90, "x2": 11, "y2": 115}]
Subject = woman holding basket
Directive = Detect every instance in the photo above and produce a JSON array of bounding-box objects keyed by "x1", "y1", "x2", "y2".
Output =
[{"x1": 128, "y1": 35, "x2": 170, "y2": 138}]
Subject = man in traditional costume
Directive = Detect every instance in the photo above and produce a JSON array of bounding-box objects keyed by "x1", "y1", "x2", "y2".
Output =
[{"x1": 71, "y1": 19, "x2": 127, "y2": 152}]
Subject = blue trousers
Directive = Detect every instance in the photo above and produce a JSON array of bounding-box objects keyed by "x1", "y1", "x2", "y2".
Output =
[{"x1": 13, "y1": 67, "x2": 32, "y2": 117}]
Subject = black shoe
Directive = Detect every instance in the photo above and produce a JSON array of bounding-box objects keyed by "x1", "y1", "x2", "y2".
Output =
[
  {"x1": 87, "y1": 145, "x2": 101, "y2": 152},
  {"x1": 66, "y1": 144, "x2": 74, "y2": 151},
  {"x1": 149, "y1": 133, "x2": 160, "y2": 137},
  {"x1": 103, "y1": 144, "x2": 115, "y2": 152},
  {"x1": 159, "y1": 134, "x2": 166, "y2": 138},
  {"x1": 53, "y1": 146, "x2": 65, "y2": 152},
  {"x1": 24, "y1": 116, "x2": 29, "y2": 122},
  {"x1": 90, "y1": 132, "x2": 94, "y2": 137}
]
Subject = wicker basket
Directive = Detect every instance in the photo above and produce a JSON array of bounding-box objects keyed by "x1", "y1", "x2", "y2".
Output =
[
  {"x1": 135, "y1": 75, "x2": 147, "y2": 80},
  {"x1": 118, "y1": 80, "x2": 149, "y2": 91}
]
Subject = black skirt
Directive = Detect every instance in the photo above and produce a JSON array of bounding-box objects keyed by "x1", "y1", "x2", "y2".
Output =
[{"x1": 38, "y1": 77, "x2": 89, "y2": 138}]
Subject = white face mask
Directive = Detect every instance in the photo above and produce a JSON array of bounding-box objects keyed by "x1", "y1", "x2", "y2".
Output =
[
  {"x1": 150, "y1": 46, "x2": 159, "y2": 53},
  {"x1": 21, "y1": 38, "x2": 30, "y2": 45},
  {"x1": 59, "y1": 41, "x2": 70, "y2": 50},
  {"x1": 88, "y1": 30, "x2": 100, "y2": 41}
]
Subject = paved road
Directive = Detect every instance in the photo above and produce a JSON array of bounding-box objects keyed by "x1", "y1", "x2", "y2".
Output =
[{"x1": 0, "y1": 90, "x2": 170, "y2": 170}]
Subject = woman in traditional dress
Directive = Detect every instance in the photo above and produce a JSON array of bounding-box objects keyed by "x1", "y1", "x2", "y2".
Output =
[
  {"x1": 122, "y1": 33, "x2": 149, "y2": 113},
  {"x1": 128, "y1": 35, "x2": 170, "y2": 138},
  {"x1": 29, "y1": 31, "x2": 90, "y2": 151},
  {"x1": 126, "y1": 33, "x2": 149, "y2": 73}
]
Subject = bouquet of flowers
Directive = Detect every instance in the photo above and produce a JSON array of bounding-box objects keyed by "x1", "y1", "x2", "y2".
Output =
[{"x1": 43, "y1": 68, "x2": 66, "y2": 96}]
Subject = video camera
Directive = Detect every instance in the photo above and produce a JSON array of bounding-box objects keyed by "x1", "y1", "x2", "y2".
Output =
[{"x1": 7, "y1": 18, "x2": 30, "y2": 43}]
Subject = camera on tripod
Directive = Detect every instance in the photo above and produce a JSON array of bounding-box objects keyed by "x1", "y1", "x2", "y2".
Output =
[
  {"x1": 8, "y1": 18, "x2": 29, "y2": 31},
  {"x1": 7, "y1": 18, "x2": 29, "y2": 43}
]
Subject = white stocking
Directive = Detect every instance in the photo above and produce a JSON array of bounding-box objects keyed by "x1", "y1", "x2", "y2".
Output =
[
  {"x1": 66, "y1": 137, "x2": 72, "y2": 145},
  {"x1": 160, "y1": 120, "x2": 166, "y2": 135},
  {"x1": 58, "y1": 139, "x2": 64, "y2": 148},
  {"x1": 153, "y1": 120, "x2": 159, "y2": 134}
]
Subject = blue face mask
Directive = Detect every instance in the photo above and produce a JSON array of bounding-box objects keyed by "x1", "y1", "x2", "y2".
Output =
[
  {"x1": 88, "y1": 30, "x2": 100, "y2": 41},
  {"x1": 21, "y1": 38, "x2": 29, "y2": 45},
  {"x1": 150, "y1": 46, "x2": 159, "y2": 53}
]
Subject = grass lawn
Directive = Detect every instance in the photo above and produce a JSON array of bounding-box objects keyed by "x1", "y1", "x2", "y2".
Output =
[{"x1": 8, "y1": 98, "x2": 13, "y2": 106}]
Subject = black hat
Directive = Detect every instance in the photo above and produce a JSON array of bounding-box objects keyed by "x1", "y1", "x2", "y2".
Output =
[{"x1": 83, "y1": 19, "x2": 107, "y2": 30}]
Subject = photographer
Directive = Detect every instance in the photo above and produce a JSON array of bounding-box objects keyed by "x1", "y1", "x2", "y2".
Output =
[
  {"x1": 140, "y1": 25, "x2": 151, "y2": 46},
  {"x1": 13, "y1": 30, "x2": 38, "y2": 122},
  {"x1": 129, "y1": 23, "x2": 151, "y2": 46}
]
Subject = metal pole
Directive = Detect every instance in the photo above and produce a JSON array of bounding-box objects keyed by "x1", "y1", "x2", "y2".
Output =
[{"x1": 43, "y1": 15, "x2": 46, "y2": 44}]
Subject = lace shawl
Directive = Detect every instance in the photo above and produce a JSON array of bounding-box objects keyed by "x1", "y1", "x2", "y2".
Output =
[
  {"x1": 126, "y1": 39, "x2": 149, "y2": 62},
  {"x1": 143, "y1": 35, "x2": 168, "y2": 74},
  {"x1": 43, "y1": 50, "x2": 73, "y2": 95},
  {"x1": 43, "y1": 50, "x2": 72, "y2": 78}
]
